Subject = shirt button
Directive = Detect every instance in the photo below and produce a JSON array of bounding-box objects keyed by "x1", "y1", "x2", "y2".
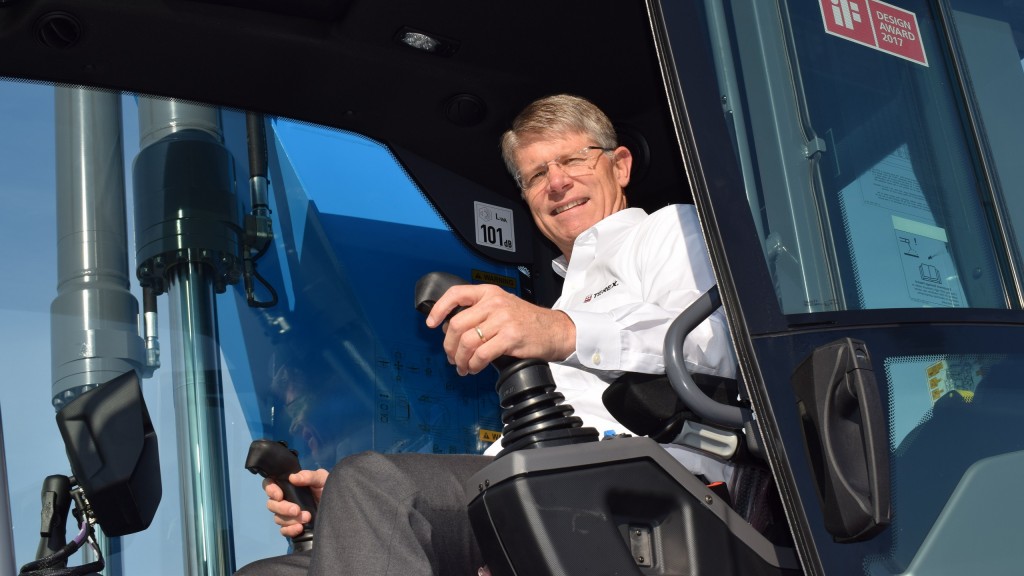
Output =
[{"x1": 592, "y1": 352, "x2": 602, "y2": 365}]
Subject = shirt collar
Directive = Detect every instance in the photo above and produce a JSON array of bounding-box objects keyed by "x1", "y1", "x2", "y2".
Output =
[
  {"x1": 552, "y1": 255, "x2": 569, "y2": 278},
  {"x1": 549, "y1": 208, "x2": 647, "y2": 278}
]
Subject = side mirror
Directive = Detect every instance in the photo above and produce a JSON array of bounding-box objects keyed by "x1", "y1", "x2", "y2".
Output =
[{"x1": 56, "y1": 370, "x2": 161, "y2": 536}]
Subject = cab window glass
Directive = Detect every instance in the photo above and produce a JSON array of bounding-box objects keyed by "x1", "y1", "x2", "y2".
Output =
[
  {"x1": 695, "y1": 0, "x2": 1013, "y2": 314},
  {"x1": 947, "y1": 2, "x2": 1024, "y2": 291},
  {"x1": 0, "y1": 80, "x2": 508, "y2": 571},
  {"x1": 873, "y1": 353, "x2": 1024, "y2": 574}
]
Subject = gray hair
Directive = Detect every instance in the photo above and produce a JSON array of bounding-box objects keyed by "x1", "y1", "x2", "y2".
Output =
[{"x1": 500, "y1": 94, "x2": 617, "y2": 181}]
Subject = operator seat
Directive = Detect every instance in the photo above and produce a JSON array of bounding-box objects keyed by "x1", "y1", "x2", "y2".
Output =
[{"x1": 602, "y1": 371, "x2": 785, "y2": 540}]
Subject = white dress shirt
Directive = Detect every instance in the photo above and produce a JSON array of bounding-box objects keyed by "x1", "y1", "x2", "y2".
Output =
[{"x1": 485, "y1": 204, "x2": 736, "y2": 453}]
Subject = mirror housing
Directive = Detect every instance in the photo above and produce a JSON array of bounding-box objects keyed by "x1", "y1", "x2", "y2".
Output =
[{"x1": 56, "y1": 370, "x2": 161, "y2": 536}]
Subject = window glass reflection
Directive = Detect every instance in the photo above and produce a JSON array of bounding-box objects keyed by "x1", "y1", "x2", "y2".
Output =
[{"x1": 870, "y1": 353, "x2": 1024, "y2": 573}]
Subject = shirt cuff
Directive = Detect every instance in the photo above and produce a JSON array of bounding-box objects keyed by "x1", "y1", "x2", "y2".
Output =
[{"x1": 561, "y1": 309, "x2": 621, "y2": 370}]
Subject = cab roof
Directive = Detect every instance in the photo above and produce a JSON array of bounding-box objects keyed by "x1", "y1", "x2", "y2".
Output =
[{"x1": 0, "y1": 0, "x2": 693, "y2": 296}]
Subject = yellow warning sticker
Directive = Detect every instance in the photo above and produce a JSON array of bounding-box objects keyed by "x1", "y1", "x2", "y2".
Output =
[
  {"x1": 478, "y1": 429, "x2": 502, "y2": 443},
  {"x1": 471, "y1": 269, "x2": 516, "y2": 289}
]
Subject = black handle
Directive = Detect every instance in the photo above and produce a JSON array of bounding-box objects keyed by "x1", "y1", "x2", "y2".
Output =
[
  {"x1": 415, "y1": 271, "x2": 534, "y2": 380},
  {"x1": 36, "y1": 475, "x2": 71, "y2": 562},
  {"x1": 414, "y1": 271, "x2": 520, "y2": 372},
  {"x1": 246, "y1": 440, "x2": 317, "y2": 551},
  {"x1": 414, "y1": 272, "x2": 598, "y2": 455},
  {"x1": 414, "y1": 271, "x2": 466, "y2": 323},
  {"x1": 791, "y1": 338, "x2": 891, "y2": 542}
]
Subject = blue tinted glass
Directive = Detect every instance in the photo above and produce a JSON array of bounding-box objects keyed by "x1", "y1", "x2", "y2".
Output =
[
  {"x1": 0, "y1": 80, "x2": 510, "y2": 571},
  {"x1": 219, "y1": 114, "x2": 507, "y2": 470}
]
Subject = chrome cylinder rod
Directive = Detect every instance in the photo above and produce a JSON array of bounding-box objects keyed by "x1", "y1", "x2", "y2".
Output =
[{"x1": 167, "y1": 261, "x2": 235, "y2": 575}]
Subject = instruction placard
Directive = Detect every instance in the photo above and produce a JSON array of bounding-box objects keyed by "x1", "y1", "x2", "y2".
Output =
[
  {"x1": 819, "y1": 0, "x2": 928, "y2": 66},
  {"x1": 892, "y1": 216, "x2": 963, "y2": 308},
  {"x1": 839, "y1": 144, "x2": 966, "y2": 308}
]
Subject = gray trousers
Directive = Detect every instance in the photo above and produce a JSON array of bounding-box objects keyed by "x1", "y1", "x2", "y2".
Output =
[{"x1": 236, "y1": 451, "x2": 492, "y2": 576}]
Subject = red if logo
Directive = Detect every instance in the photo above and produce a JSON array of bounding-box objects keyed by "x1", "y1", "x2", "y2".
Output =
[
  {"x1": 819, "y1": 0, "x2": 928, "y2": 66},
  {"x1": 822, "y1": 0, "x2": 875, "y2": 47}
]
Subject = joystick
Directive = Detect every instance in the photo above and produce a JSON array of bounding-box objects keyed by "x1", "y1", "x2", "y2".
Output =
[
  {"x1": 414, "y1": 272, "x2": 598, "y2": 456},
  {"x1": 245, "y1": 440, "x2": 318, "y2": 551}
]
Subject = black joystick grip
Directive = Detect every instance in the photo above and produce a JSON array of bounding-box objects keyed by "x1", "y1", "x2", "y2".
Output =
[
  {"x1": 414, "y1": 271, "x2": 466, "y2": 319},
  {"x1": 414, "y1": 271, "x2": 512, "y2": 372},
  {"x1": 414, "y1": 272, "x2": 599, "y2": 456},
  {"x1": 36, "y1": 475, "x2": 71, "y2": 561},
  {"x1": 245, "y1": 440, "x2": 317, "y2": 551}
]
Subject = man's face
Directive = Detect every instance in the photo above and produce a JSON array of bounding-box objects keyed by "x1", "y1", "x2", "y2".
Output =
[{"x1": 515, "y1": 131, "x2": 632, "y2": 258}]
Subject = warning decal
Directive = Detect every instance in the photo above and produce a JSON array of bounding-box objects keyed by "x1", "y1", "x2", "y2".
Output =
[
  {"x1": 471, "y1": 269, "x2": 517, "y2": 290},
  {"x1": 478, "y1": 429, "x2": 502, "y2": 443},
  {"x1": 819, "y1": 0, "x2": 928, "y2": 67}
]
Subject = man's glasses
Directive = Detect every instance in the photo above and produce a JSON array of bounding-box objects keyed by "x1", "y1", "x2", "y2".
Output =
[{"x1": 516, "y1": 145, "x2": 613, "y2": 194}]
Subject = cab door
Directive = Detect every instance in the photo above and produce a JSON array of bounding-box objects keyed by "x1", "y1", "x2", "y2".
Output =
[{"x1": 655, "y1": 1, "x2": 1024, "y2": 574}]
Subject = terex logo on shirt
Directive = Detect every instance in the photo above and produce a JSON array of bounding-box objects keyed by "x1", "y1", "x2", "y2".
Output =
[{"x1": 583, "y1": 280, "x2": 619, "y2": 303}]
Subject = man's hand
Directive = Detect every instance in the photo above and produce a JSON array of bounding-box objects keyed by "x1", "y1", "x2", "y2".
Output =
[
  {"x1": 425, "y1": 284, "x2": 576, "y2": 375},
  {"x1": 263, "y1": 469, "x2": 328, "y2": 538}
]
